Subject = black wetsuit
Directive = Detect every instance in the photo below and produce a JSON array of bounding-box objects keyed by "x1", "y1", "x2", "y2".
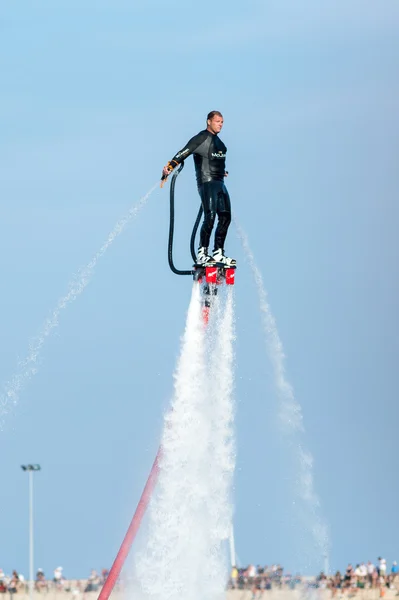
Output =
[{"x1": 170, "y1": 129, "x2": 231, "y2": 251}]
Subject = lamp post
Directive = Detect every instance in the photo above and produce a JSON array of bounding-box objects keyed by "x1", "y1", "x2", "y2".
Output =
[
  {"x1": 229, "y1": 524, "x2": 236, "y2": 567},
  {"x1": 21, "y1": 464, "x2": 41, "y2": 600}
]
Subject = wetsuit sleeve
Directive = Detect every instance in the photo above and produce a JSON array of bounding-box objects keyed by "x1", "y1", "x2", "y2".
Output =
[{"x1": 169, "y1": 131, "x2": 208, "y2": 166}]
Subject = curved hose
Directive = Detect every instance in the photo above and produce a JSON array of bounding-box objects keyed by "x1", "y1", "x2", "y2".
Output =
[
  {"x1": 168, "y1": 162, "x2": 203, "y2": 276},
  {"x1": 190, "y1": 205, "x2": 203, "y2": 263}
]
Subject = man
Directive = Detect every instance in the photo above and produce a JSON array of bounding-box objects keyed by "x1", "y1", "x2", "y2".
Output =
[
  {"x1": 379, "y1": 557, "x2": 387, "y2": 577},
  {"x1": 366, "y1": 561, "x2": 375, "y2": 587},
  {"x1": 391, "y1": 561, "x2": 398, "y2": 585},
  {"x1": 162, "y1": 111, "x2": 236, "y2": 267}
]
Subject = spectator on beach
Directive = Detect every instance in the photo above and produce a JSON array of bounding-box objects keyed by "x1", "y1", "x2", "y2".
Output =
[
  {"x1": 36, "y1": 568, "x2": 48, "y2": 592},
  {"x1": 367, "y1": 561, "x2": 375, "y2": 586},
  {"x1": 84, "y1": 570, "x2": 101, "y2": 593},
  {"x1": 0, "y1": 570, "x2": 6, "y2": 596},
  {"x1": 101, "y1": 569, "x2": 109, "y2": 585},
  {"x1": 275, "y1": 565, "x2": 284, "y2": 587},
  {"x1": 379, "y1": 557, "x2": 387, "y2": 577},
  {"x1": 353, "y1": 563, "x2": 366, "y2": 588},
  {"x1": 344, "y1": 564, "x2": 353, "y2": 586},
  {"x1": 359, "y1": 563, "x2": 367, "y2": 578},
  {"x1": 8, "y1": 573, "x2": 19, "y2": 597},
  {"x1": 230, "y1": 566, "x2": 238, "y2": 589},
  {"x1": 331, "y1": 571, "x2": 342, "y2": 596},
  {"x1": 247, "y1": 564, "x2": 256, "y2": 579},
  {"x1": 317, "y1": 572, "x2": 328, "y2": 590},
  {"x1": 53, "y1": 567, "x2": 64, "y2": 589},
  {"x1": 391, "y1": 561, "x2": 398, "y2": 588}
]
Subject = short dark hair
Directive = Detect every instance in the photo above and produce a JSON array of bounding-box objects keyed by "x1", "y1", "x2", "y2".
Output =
[{"x1": 207, "y1": 110, "x2": 223, "y2": 121}]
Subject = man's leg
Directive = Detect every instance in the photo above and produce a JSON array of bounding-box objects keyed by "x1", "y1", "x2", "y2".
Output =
[
  {"x1": 213, "y1": 184, "x2": 232, "y2": 250},
  {"x1": 199, "y1": 183, "x2": 216, "y2": 248},
  {"x1": 214, "y1": 212, "x2": 231, "y2": 250},
  {"x1": 212, "y1": 183, "x2": 236, "y2": 266},
  {"x1": 197, "y1": 183, "x2": 216, "y2": 264}
]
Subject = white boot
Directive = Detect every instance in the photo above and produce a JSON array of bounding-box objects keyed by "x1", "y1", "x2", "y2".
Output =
[
  {"x1": 196, "y1": 247, "x2": 216, "y2": 265},
  {"x1": 213, "y1": 248, "x2": 236, "y2": 267}
]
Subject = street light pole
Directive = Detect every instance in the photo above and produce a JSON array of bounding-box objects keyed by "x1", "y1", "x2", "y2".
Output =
[
  {"x1": 229, "y1": 524, "x2": 236, "y2": 567},
  {"x1": 21, "y1": 464, "x2": 41, "y2": 600},
  {"x1": 29, "y1": 470, "x2": 34, "y2": 598}
]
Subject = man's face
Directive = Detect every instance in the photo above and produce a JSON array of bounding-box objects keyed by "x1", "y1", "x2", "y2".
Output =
[{"x1": 207, "y1": 115, "x2": 224, "y2": 134}]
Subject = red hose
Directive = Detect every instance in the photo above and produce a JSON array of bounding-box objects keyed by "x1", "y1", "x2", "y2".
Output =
[{"x1": 97, "y1": 447, "x2": 162, "y2": 600}]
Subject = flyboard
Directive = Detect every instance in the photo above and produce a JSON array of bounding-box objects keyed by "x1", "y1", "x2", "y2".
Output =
[
  {"x1": 97, "y1": 166, "x2": 236, "y2": 600},
  {"x1": 166, "y1": 161, "x2": 236, "y2": 324}
]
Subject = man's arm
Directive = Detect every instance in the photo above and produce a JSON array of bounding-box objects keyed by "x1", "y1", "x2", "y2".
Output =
[{"x1": 161, "y1": 131, "x2": 208, "y2": 181}]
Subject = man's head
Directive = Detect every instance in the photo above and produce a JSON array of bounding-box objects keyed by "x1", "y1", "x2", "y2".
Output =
[{"x1": 207, "y1": 110, "x2": 223, "y2": 134}]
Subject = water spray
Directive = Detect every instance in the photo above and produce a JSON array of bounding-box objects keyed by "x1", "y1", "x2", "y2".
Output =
[
  {"x1": 0, "y1": 183, "x2": 158, "y2": 426},
  {"x1": 235, "y1": 219, "x2": 329, "y2": 569},
  {"x1": 128, "y1": 285, "x2": 236, "y2": 600}
]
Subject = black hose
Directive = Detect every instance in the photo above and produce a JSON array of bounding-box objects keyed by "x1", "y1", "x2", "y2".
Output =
[
  {"x1": 190, "y1": 205, "x2": 203, "y2": 263},
  {"x1": 168, "y1": 162, "x2": 203, "y2": 276}
]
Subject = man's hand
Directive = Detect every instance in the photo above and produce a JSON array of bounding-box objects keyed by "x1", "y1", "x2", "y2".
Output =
[
  {"x1": 160, "y1": 160, "x2": 179, "y2": 188},
  {"x1": 224, "y1": 171, "x2": 229, "y2": 177},
  {"x1": 163, "y1": 165, "x2": 172, "y2": 177}
]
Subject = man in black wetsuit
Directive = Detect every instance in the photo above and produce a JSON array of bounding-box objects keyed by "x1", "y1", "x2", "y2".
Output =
[{"x1": 162, "y1": 110, "x2": 236, "y2": 267}]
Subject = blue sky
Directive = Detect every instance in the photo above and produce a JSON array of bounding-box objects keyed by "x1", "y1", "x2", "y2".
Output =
[{"x1": 1, "y1": 0, "x2": 399, "y2": 579}]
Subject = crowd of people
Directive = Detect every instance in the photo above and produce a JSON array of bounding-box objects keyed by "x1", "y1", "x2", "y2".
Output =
[
  {"x1": 323, "y1": 559, "x2": 399, "y2": 596},
  {"x1": 229, "y1": 564, "x2": 301, "y2": 591},
  {"x1": 1, "y1": 558, "x2": 398, "y2": 597},
  {"x1": 0, "y1": 568, "x2": 109, "y2": 595},
  {"x1": 228, "y1": 558, "x2": 399, "y2": 596}
]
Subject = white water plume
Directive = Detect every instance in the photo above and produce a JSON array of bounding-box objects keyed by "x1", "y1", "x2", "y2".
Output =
[
  {"x1": 235, "y1": 220, "x2": 329, "y2": 567},
  {"x1": 198, "y1": 288, "x2": 236, "y2": 590},
  {"x1": 0, "y1": 183, "x2": 157, "y2": 426},
  {"x1": 134, "y1": 285, "x2": 236, "y2": 600},
  {"x1": 207, "y1": 288, "x2": 236, "y2": 543}
]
